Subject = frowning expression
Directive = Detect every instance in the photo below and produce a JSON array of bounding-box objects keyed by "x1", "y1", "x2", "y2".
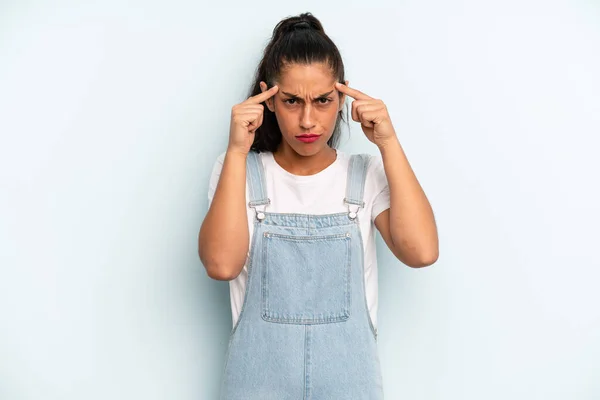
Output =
[{"x1": 261, "y1": 62, "x2": 346, "y2": 156}]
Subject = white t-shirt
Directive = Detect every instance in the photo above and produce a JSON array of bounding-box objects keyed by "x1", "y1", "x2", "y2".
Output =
[{"x1": 207, "y1": 150, "x2": 391, "y2": 332}]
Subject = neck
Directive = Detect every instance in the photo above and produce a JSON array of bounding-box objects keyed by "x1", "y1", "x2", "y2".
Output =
[{"x1": 273, "y1": 144, "x2": 337, "y2": 176}]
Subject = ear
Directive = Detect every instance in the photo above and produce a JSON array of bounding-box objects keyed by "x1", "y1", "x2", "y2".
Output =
[
  {"x1": 338, "y1": 80, "x2": 349, "y2": 112},
  {"x1": 260, "y1": 81, "x2": 275, "y2": 112}
]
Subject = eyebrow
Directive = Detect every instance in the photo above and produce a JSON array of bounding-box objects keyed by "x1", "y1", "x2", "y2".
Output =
[{"x1": 281, "y1": 90, "x2": 335, "y2": 98}]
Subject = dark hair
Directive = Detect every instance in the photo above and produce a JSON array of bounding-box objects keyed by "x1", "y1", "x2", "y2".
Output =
[{"x1": 248, "y1": 12, "x2": 348, "y2": 153}]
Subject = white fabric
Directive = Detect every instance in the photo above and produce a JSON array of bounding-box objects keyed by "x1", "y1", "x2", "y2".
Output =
[{"x1": 207, "y1": 150, "x2": 391, "y2": 331}]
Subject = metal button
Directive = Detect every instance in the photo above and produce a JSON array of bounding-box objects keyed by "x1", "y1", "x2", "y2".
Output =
[
  {"x1": 349, "y1": 211, "x2": 357, "y2": 219},
  {"x1": 257, "y1": 212, "x2": 265, "y2": 220}
]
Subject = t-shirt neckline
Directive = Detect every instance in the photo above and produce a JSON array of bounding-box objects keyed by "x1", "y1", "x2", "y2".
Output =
[{"x1": 263, "y1": 150, "x2": 344, "y2": 182}]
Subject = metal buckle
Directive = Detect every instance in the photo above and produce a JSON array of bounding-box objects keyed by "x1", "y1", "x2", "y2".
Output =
[
  {"x1": 249, "y1": 199, "x2": 270, "y2": 221},
  {"x1": 343, "y1": 198, "x2": 361, "y2": 220}
]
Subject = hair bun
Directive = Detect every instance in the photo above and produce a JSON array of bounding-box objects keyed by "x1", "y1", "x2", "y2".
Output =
[
  {"x1": 293, "y1": 21, "x2": 311, "y2": 30},
  {"x1": 272, "y1": 12, "x2": 325, "y2": 39}
]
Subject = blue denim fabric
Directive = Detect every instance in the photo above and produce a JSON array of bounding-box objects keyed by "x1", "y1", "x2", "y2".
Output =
[{"x1": 220, "y1": 152, "x2": 384, "y2": 399}]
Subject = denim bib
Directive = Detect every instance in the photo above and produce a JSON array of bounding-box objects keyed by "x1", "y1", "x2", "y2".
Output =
[{"x1": 220, "y1": 151, "x2": 384, "y2": 399}]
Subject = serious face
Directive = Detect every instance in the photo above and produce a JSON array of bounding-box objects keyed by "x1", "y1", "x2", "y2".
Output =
[{"x1": 260, "y1": 62, "x2": 346, "y2": 157}]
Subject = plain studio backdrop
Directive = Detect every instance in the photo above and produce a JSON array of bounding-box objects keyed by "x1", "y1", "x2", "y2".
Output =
[{"x1": 1, "y1": 0, "x2": 599, "y2": 399}]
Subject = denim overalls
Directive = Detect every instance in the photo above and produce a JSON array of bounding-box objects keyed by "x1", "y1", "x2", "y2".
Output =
[{"x1": 220, "y1": 151, "x2": 384, "y2": 399}]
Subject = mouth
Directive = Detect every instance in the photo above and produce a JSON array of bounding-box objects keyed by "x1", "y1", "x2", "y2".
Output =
[{"x1": 295, "y1": 133, "x2": 321, "y2": 143}]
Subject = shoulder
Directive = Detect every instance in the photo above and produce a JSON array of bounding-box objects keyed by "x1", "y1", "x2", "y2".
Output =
[
  {"x1": 343, "y1": 152, "x2": 383, "y2": 174},
  {"x1": 355, "y1": 153, "x2": 388, "y2": 193},
  {"x1": 341, "y1": 152, "x2": 387, "y2": 192},
  {"x1": 255, "y1": 150, "x2": 273, "y2": 165},
  {"x1": 366, "y1": 153, "x2": 384, "y2": 174}
]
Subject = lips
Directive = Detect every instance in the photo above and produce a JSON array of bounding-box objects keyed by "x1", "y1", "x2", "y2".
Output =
[{"x1": 296, "y1": 133, "x2": 321, "y2": 143}]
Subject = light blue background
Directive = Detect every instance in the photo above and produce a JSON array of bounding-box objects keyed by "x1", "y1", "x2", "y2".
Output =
[{"x1": 1, "y1": 1, "x2": 599, "y2": 399}]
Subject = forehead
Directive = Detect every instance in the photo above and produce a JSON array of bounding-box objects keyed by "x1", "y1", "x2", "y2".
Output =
[{"x1": 277, "y1": 62, "x2": 336, "y2": 94}]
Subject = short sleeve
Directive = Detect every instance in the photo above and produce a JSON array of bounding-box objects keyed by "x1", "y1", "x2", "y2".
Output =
[
  {"x1": 369, "y1": 155, "x2": 391, "y2": 222},
  {"x1": 207, "y1": 152, "x2": 227, "y2": 208}
]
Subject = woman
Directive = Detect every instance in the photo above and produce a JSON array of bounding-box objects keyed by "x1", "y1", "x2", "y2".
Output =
[{"x1": 198, "y1": 12, "x2": 438, "y2": 399}]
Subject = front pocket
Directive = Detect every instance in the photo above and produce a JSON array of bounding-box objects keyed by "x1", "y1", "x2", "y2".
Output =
[{"x1": 261, "y1": 232, "x2": 351, "y2": 324}]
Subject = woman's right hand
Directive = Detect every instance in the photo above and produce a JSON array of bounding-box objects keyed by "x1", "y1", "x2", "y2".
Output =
[{"x1": 227, "y1": 82, "x2": 279, "y2": 155}]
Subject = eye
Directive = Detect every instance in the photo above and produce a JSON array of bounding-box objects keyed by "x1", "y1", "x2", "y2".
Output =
[
  {"x1": 317, "y1": 98, "x2": 332, "y2": 104},
  {"x1": 284, "y1": 98, "x2": 297, "y2": 105}
]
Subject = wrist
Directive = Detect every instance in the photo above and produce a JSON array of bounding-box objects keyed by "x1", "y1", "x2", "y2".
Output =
[
  {"x1": 225, "y1": 148, "x2": 250, "y2": 165},
  {"x1": 226, "y1": 146, "x2": 250, "y2": 158},
  {"x1": 377, "y1": 137, "x2": 401, "y2": 156}
]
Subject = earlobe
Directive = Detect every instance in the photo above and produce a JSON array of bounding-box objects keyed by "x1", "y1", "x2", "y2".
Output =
[{"x1": 265, "y1": 98, "x2": 275, "y2": 112}]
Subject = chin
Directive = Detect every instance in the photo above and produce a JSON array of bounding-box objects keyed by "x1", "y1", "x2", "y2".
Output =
[
  {"x1": 289, "y1": 142, "x2": 330, "y2": 157},
  {"x1": 281, "y1": 135, "x2": 333, "y2": 157}
]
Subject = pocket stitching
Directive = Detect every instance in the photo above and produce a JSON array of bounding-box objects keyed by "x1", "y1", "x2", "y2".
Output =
[{"x1": 261, "y1": 233, "x2": 351, "y2": 324}]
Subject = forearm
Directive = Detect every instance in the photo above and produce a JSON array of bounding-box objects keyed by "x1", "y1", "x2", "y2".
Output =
[
  {"x1": 199, "y1": 150, "x2": 249, "y2": 280},
  {"x1": 379, "y1": 139, "x2": 439, "y2": 264}
]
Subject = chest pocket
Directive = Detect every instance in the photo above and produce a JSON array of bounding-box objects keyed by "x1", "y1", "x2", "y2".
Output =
[{"x1": 261, "y1": 231, "x2": 351, "y2": 324}]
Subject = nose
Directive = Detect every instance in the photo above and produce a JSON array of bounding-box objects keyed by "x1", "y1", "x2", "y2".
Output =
[{"x1": 299, "y1": 104, "x2": 316, "y2": 130}]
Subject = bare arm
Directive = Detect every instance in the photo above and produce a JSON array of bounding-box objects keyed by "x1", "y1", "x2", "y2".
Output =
[
  {"x1": 374, "y1": 140, "x2": 439, "y2": 267},
  {"x1": 198, "y1": 151, "x2": 249, "y2": 280},
  {"x1": 198, "y1": 83, "x2": 279, "y2": 280},
  {"x1": 335, "y1": 81, "x2": 439, "y2": 267}
]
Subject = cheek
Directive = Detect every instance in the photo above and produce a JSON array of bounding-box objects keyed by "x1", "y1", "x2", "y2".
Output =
[
  {"x1": 274, "y1": 109, "x2": 295, "y2": 134},
  {"x1": 322, "y1": 106, "x2": 340, "y2": 126}
]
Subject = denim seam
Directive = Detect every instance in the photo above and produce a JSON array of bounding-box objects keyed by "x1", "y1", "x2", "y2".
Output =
[
  {"x1": 229, "y1": 220, "x2": 261, "y2": 339},
  {"x1": 262, "y1": 233, "x2": 270, "y2": 318},
  {"x1": 259, "y1": 212, "x2": 356, "y2": 228},
  {"x1": 246, "y1": 151, "x2": 269, "y2": 205},
  {"x1": 264, "y1": 232, "x2": 350, "y2": 241},
  {"x1": 356, "y1": 217, "x2": 378, "y2": 341}
]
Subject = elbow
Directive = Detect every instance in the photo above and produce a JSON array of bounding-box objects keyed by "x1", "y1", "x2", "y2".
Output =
[
  {"x1": 407, "y1": 249, "x2": 439, "y2": 268},
  {"x1": 201, "y1": 256, "x2": 241, "y2": 281},
  {"x1": 395, "y1": 234, "x2": 439, "y2": 268},
  {"x1": 388, "y1": 227, "x2": 439, "y2": 268},
  {"x1": 198, "y1": 247, "x2": 244, "y2": 281},
  {"x1": 393, "y1": 244, "x2": 438, "y2": 268},
  {"x1": 408, "y1": 255, "x2": 438, "y2": 268},
  {"x1": 204, "y1": 263, "x2": 240, "y2": 281}
]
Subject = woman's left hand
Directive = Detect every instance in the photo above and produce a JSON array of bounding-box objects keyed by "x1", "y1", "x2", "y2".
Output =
[{"x1": 335, "y1": 82, "x2": 398, "y2": 149}]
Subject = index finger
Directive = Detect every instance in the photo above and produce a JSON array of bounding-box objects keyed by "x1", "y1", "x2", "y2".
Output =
[
  {"x1": 335, "y1": 82, "x2": 372, "y2": 100},
  {"x1": 247, "y1": 85, "x2": 279, "y2": 104}
]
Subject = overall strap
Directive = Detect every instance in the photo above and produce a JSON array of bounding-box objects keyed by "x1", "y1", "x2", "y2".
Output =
[
  {"x1": 345, "y1": 154, "x2": 372, "y2": 218},
  {"x1": 246, "y1": 151, "x2": 270, "y2": 219}
]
